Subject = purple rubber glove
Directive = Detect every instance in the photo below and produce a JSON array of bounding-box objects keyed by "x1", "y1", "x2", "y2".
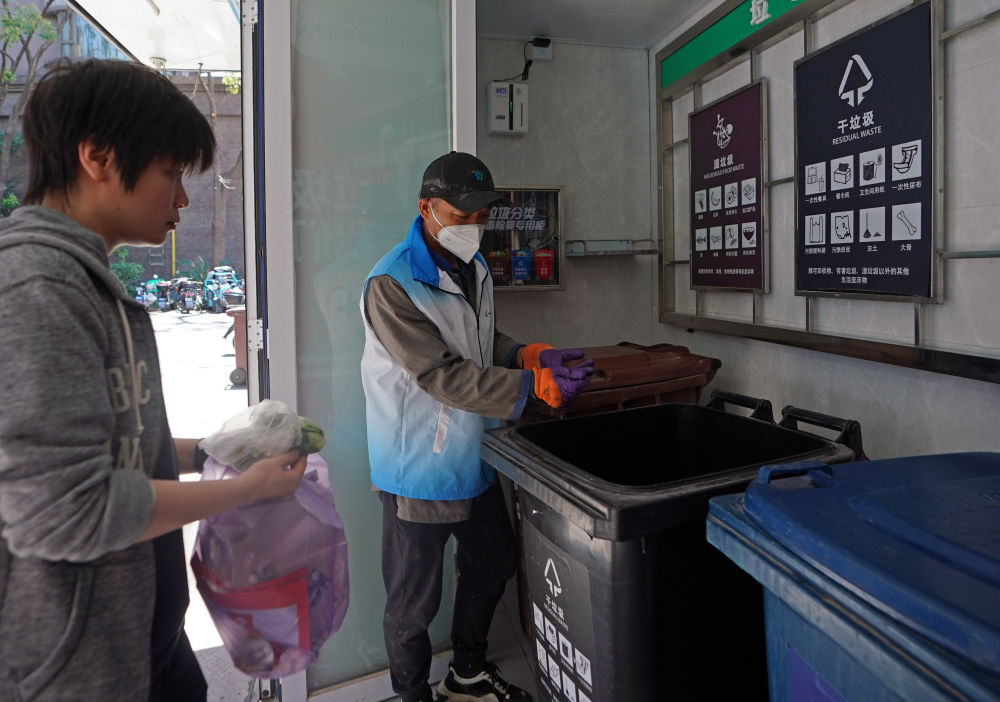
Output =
[
  {"x1": 551, "y1": 361, "x2": 595, "y2": 407},
  {"x1": 538, "y1": 347, "x2": 585, "y2": 369}
]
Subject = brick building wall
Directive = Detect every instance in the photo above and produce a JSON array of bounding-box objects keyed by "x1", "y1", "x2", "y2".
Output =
[
  {"x1": 0, "y1": 70, "x2": 245, "y2": 285},
  {"x1": 117, "y1": 73, "x2": 245, "y2": 283}
]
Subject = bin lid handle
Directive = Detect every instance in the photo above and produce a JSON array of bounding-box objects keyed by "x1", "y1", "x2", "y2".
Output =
[
  {"x1": 707, "y1": 389, "x2": 774, "y2": 422},
  {"x1": 757, "y1": 461, "x2": 832, "y2": 485}
]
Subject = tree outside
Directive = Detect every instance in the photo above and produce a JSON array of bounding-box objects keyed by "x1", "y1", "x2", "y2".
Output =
[
  {"x1": 0, "y1": 1, "x2": 245, "y2": 288},
  {"x1": 0, "y1": 0, "x2": 65, "y2": 215}
]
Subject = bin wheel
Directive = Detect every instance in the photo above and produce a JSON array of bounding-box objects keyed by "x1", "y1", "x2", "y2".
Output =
[{"x1": 230, "y1": 368, "x2": 247, "y2": 386}]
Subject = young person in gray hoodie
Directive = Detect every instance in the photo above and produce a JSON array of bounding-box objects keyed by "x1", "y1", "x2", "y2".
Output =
[{"x1": 0, "y1": 59, "x2": 307, "y2": 701}]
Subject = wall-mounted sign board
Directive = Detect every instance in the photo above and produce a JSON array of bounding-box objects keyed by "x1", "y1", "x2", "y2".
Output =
[
  {"x1": 689, "y1": 81, "x2": 767, "y2": 292},
  {"x1": 794, "y1": 2, "x2": 934, "y2": 299},
  {"x1": 480, "y1": 186, "x2": 564, "y2": 291}
]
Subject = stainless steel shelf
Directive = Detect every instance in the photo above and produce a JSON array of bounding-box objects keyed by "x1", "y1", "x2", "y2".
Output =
[{"x1": 565, "y1": 239, "x2": 658, "y2": 256}]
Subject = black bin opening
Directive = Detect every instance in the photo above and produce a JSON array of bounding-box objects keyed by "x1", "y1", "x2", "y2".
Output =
[{"x1": 514, "y1": 403, "x2": 826, "y2": 486}]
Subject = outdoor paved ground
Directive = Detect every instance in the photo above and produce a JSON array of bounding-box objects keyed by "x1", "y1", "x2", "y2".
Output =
[
  {"x1": 150, "y1": 307, "x2": 250, "y2": 440},
  {"x1": 149, "y1": 308, "x2": 258, "y2": 701}
]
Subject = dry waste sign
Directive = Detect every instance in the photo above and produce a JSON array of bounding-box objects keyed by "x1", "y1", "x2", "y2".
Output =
[{"x1": 794, "y1": 3, "x2": 933, "y2": 298}]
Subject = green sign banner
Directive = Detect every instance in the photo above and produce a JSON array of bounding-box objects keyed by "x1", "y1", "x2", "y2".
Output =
[{"x1": 661, "y1": 0, "x2": 808, "y2": 88}]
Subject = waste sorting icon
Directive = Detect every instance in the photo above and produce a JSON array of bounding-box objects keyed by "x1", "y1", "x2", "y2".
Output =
[
  {"x1": 544, "y1": 558, "x2": 563, "y2": 598},
  {"x1": 838, "y1": 54, "x2": 873, "y2": 107},
  {"x1": 713, "y1": 113, "x2": 733, "y2": 149}
]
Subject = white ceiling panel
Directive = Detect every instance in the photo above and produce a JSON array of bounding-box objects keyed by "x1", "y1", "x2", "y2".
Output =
[
  {"x1": 476, "y1": 0, "x2": 705, "y2": 48},
  {"x1": 68, "y1": 0, "x2": 705, "y2": 72}
]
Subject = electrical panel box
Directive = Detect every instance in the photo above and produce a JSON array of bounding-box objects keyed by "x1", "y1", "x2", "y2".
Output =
[{"x1": 488, "y1": 82, "x2": 528, "y2": 135}]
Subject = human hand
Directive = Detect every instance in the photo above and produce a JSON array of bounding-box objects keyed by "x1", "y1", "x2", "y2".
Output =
[
  {"x1": 533, "y1": 361, "x2": 595, "y2": 408},
  {"x1": 239, "y1": 449, "x2": 307, "y2": 501},
  {"x1": 538, "y1": 347, "x2": 585, "y2": 369}
]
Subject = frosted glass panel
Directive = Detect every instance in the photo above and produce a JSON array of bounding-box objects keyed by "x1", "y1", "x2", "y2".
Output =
[
  {"x1": 289, "y1": 0, "x2": 453, "y2": 691},
  {"x1": 700, "y1": 61, "x2": 750, "y2": 105},
  {"x1": 945, "y1": 0, "x2": 1000, "y2": 30},
  {"x1": 672, "y1": 90, "x2": 694, "y2": 142},
  {"x1": 672, "y1": 142, "x2": 690, "y2": 261}
]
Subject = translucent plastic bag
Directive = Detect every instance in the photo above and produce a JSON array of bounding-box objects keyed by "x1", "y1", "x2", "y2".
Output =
[
  {"x1": 191, "y1": 453, "x2": 349, "y2": 678},
  {"x1": 199, "y1": 399, "x2": 302, "y2": 471}
]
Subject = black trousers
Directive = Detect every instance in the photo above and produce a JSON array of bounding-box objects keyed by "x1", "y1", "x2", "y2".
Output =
[
  {"x1": 149, "y1": 630, "x2": 207, "y2": 702},
  {"x1": 380, "y1": 481, "x2": 517, "y2": 702}
]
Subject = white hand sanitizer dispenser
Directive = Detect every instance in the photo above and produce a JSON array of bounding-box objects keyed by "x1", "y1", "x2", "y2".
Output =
[{"x1": 488, "y1": 82, "x2": 528, "y2": 135}]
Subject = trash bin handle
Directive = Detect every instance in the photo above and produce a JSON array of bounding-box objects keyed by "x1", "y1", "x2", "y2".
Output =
[
  {"x1": 707, "y1": 389, "x2": 774, "y2": 422},
  {"x1": 779, "y1": 406, "x2": 868, "y2": 461},
  {"x1": 757, "y1": 460, "x2": 832, "y2": 484}
]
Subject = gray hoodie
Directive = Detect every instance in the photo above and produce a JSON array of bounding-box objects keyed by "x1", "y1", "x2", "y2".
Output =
[{"x1": 0, "y1": 206, "x2": 186, "y2": 700}]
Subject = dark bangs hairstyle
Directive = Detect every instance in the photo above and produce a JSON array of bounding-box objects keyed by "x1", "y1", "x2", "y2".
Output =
[{"x1": 22, "y1": 58, "x2": 215, "y2": 204}]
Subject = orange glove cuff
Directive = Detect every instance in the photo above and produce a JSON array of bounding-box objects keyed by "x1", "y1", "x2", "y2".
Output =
[
  {"x1": 521, "y1": 342, "x2": 554, "y2": 371},
  {"x1": 533, "y1": 368, "x2": 562, "y2": 408}
]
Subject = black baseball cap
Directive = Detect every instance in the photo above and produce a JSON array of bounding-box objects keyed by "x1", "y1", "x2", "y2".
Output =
[{"x1": 418, "y1": 151, "x2": 506, "y2": 213}]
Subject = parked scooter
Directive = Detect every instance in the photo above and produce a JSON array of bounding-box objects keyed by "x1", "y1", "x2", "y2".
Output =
[
  {"x1": 204, "y1": 279, "x2": 225, "y2": 313},
  {"x1": 176, "y1": 278, "x2": 204, "y2": 314},
  {"x1": 155, "y1": 279, "x2": 173, "y2": 311},
  {"x1": 166, "y1": 277, "x2": 185, "y2": 311},
  {"x1": 204, "y1": 265, "x2": 241, "y2": 314}
]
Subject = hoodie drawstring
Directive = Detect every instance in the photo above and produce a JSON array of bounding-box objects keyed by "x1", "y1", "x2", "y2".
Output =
[{"x1": 116, "y1": 299, "x2": 144, "y2": 433}]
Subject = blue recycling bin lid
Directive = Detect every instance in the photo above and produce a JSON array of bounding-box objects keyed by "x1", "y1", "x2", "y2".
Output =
[{"x1": 743, "y1": 452, "x2": 1000, "y2": 673}]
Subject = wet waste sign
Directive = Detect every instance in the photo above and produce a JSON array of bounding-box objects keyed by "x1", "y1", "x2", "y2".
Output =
[{"x1": 689, "y1": 80, "x2": 766, "y2": 292}]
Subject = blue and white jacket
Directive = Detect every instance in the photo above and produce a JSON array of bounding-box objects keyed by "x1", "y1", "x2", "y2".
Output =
[{"x1": 360, "y1": 216, "x2": 532, "y2": 500}]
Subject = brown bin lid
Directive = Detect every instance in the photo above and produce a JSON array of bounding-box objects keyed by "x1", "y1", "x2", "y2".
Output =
[{"x1": 568, "y1": 342, "x2": 721, "y2": 392}]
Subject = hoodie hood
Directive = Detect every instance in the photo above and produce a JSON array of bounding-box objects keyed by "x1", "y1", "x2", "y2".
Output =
[{"x1": 0, "y1": 205, "x2": 136, "y2": 304}]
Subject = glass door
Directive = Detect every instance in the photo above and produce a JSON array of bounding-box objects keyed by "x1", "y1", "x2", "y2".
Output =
[{"x1": 249, "y1": 0, "x2": 474, "y2": 696}]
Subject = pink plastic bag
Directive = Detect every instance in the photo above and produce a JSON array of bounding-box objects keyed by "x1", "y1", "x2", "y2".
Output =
[{"x1": 191, "y1": 453, "x2": 349, "y2": 678}]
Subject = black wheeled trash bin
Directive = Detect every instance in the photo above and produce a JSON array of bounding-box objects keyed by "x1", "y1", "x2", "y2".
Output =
[{"x1": 481, "y1": 391, "x2": 863, "y2": 702}]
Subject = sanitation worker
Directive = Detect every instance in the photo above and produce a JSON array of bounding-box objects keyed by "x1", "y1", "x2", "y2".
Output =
[{"x1": 360, "y1": 151, "x2": 593, "y2": 702}]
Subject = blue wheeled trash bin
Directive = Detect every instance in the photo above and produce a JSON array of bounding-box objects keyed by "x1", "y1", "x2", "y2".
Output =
[
  {"x1": 707, "y1": 451, "x2": 1000, "y2": 702},
  {"x1": 481, "y1": 391, "x2": 864, "y2": 702}
]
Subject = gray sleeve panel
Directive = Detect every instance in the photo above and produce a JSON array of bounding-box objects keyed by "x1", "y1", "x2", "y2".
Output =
[
  {"x1": 364, "y1": 275, "x2": 531, "y2": 420},
  {"x1": 493, "y1": 331, "x2": 524, "y2": 369},
  {"x1": 0, "y1": 277, "x2": 155, "y2": 562}
]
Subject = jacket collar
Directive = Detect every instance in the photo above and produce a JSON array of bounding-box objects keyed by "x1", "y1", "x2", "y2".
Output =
[{"x1": 406, "y1": 214, "x2": 487, "y2": 287}]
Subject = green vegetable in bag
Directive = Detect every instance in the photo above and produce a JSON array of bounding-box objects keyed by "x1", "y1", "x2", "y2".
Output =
[{"x1": 297, "y1": 417, "x2": 326, "y2": 454}]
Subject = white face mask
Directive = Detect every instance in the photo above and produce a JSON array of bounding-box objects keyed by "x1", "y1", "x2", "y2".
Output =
[{"x1": 430, "y1": 203, "x2": 485, "y2": 264}]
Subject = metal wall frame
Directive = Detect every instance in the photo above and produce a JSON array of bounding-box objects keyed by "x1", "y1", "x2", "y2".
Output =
[{"x1": 656, "y1": 0, "x2": 1000, "y2": 385}]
